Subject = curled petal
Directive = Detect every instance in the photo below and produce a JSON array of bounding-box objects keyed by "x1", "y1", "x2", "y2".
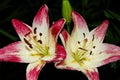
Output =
[
  {"x1": 71, "y1": 11, "x2": 89, "y2": 35},
  {"x1": 26, "y1": 61, "x2": 46, "y2": 80},
  {"x1": 70, "y1": 11, "x2": 89, "y2": 51},
  {"x1": 12, "y1": 19, "x2": 32, "y2": 40},
  {"x1": 53, "y1": 44, "x2": 66, "y2": 62},
  {"x1": 91, "y1": 20, "x2": 109, "y2": 42},
  {"x1": 0, "y1": 41, "x2": 40, "y2": 63},
  {"x1": 50, "y1": 18, "x2": 66, "y2": 41},
  {"x1": 59, "y1": 29, "x2": 70, "y2": 46},
  {"x1": 83, "y1": 68, "x2": 99, "y2": 80},
  {"x1": 44, "y1": 19, "x2": 65, "y2": 61}
]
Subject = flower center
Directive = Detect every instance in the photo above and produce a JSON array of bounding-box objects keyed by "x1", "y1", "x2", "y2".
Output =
[
  {"x1": 23, "y1": 27, "x2": 49, "y2": 57},
  {"x1": 72, "y1": 33, "x2": 96, "y2": 66}
]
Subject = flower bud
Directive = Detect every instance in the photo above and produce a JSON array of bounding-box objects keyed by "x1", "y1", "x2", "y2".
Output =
[{"x1": 62, "y1": 0, "x2": 72, "y2": 25}]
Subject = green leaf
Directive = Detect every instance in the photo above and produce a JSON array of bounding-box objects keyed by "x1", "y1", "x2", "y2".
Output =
[
  {"x1": 111, "y1": 23, "x2": 120, "y2": 39},
  {"x1": 81, "y1": 0, "x2": 88, "y2": 7},
  {"x1": 0, "y1": 0, "x2": 11, "y2": 11},
  {"x1": 104, "y1": 10, "x2": 120, "y2": 21},
  {"x1": 0, "y1": 29, "x2": 18, "y2": 41},
  {"x1": 0, "y1": 7, "x2": 25, "y2": 23}
]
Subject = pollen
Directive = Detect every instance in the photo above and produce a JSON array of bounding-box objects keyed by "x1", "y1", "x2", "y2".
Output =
[{"x1": 84, "y1": 38, "x2": 88, "y2": 43}]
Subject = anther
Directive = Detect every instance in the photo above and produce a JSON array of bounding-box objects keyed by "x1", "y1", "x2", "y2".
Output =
[
  {"x1": 34, "y1": 27, "x2": 37, "y2": 34},
  {"x1": 90, "y1": 51, "x2": 92, "y2": 55},
  {"x1": 78, "y1": 47, "x2": 88, "y2": 51},
  {"x1": 78, "y1": 41, "x2": 80, "y2": 44},
  {"x1": 83, "y1": 33, "x2": 86, "y2": 38},
  {"x1": 92, "y1": 35, "x2": 94, "y2": 41},
  {"x1": 39, "y1": 33, "x2": 42, "y2": 36},
  {"x1": 93, "y1": 46, "x2": 96, "y2": 49},
  {"x1": 38, "y1": 40, "x2": 42, "y2": 44},
  {"x1": 24, "y1": 38, "x2": 33, "y2": 48}
]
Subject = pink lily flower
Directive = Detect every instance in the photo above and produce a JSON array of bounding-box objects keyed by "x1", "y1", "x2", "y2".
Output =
[
  {"x1": 55, "y1": 11, "x2": 120, "y2": 80},
  {"x1": 0, "y1": 4, "x2": 66, "y2": 80}
]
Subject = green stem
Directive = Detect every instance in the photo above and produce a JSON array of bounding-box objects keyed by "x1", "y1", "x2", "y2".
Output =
[{"x1": 66, "y1": 23, "x2": 71, "y2": 34}]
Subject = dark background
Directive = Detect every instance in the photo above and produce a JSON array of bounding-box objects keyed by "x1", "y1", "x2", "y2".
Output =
[{"x1": 0, "y1": 0, "x2": 120, "y2": 80}]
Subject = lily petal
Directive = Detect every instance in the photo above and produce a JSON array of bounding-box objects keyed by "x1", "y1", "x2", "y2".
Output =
[
  {"x1": 42, "y1": 19, "x2": 66, "y2": 61},
  {"x1": 100, "y1": 43, "x2": 120, "y2": 67},
  {"x1": 57, "y1": 9, "x2": 120, "y2": 80},
  {"x1": 26, "y1": 61, "x2": 46, "y2": 80},
  {"x1": 0, "y1": 41, "x2": 40, "y2": 63},
  {"x1": 91, "y1": 20, "x2": 109, "y2": 43},
  {"x1": 71, "y1": 11, "x2": 89, "y2": 36},
  {"x1": 83, "y1": 68, "x2": 99, "y2": 80},
  {"x1": 70, "y1": 11, "x2": 89, "y2": 52},
  {"x1": 12, "y1": 19, "x2": 32, "y2": 40},
  {"x1": 32, "y1": 4, "x2": 49, "y2": 45},
  {"x1": 59, "y1": 29, "x2": 70, "y2": 47},
  {"x1": 33, "y1": 4, "x2": 49, "y2": 28},
  {"x1": 53, "y1": 43, "x2": 66, "y2": 62},
  {"x1": 87, "y1": 43, "x2": 120, "y2": 68},
  {"x1": 50, "y1": 18, "x2": 66, "y2": 41}
]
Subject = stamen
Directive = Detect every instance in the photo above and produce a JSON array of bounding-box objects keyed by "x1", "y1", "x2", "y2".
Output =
[
  {"x1": 83, "y1": 33, "x2": 86, "y2": 38},
  {"x1": 92, "y1": 35, "x2": 94, "y2": 41},
  {"x1": 38, "y1": 40, "x2": 42, "y2": 44},
  {"x1": 24, "y1": 38, "x2": 33, "y2": 48},
  {"x1": 25, "y1": 46, "x2": 31, "y2": 50},
  {"x1": 34, "y1": 27, "x2": 37, "y2": 34},
  {"x1": 78, "y1": 47, "x2": 88, "y2": 51}
]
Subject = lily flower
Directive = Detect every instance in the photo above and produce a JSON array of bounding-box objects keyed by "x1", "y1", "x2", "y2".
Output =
[
  {"x1": 0, "y1": 4, "x2": 66, "y2": 80},
  {"x1": 56, "y1": 11, "x2": 120, "y2": 80}
]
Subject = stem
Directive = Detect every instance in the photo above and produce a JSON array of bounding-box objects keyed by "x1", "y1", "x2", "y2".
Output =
[{"x1": 66, "y1": 23, "x2": 71, "y2": 34}]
